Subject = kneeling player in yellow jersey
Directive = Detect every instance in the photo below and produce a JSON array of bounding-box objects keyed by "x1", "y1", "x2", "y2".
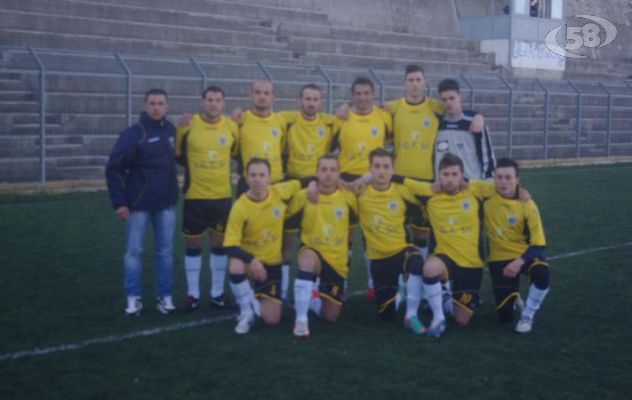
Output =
[
  {"x1": 485, "y1": 158, "x2": 549, "y2": 333},
  {"x1": 285, "y1": 155, "x2": 357, "y2": 337},
  {"x1": 176, "y1": 86, "x2": 239, "y2": 311},
  {"x1": 355, "y1": 149, "x2": 428, "y2": 326},
  {"x1": 223, "y1": 158, "x2": 303, "y2": 334},
  {"x1": 402, "y1": 153, "x2": 497, "y2": 337}
]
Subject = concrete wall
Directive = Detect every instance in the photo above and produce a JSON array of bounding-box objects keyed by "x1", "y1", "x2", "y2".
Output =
[{"x1": 234, "y1": 0, "x2": 462, "y2": 36}]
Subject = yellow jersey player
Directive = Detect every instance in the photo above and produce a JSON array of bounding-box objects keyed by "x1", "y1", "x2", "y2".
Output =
[
  {"x1": 224, "y1": 158, "x2": 303, "y2": 334},
  {"x1": 402, "y1": 152, "x2": 496, "y2": 337},
  {"x1": 277, "y1": 84, "x2": 337, "y2": 306},
  {"x1": 485, "y1": 158, "x2": 549, "y2": 333},
  {"x1": 356, "y1": 149, "x2": 427, "y2": 326},
  {"x1": 285, "y1": 155, "x2": 357, "y2": 337},
  {"x1": 175, "y1": 86, "x2": 239, "y2": 311},
  {"x1": 236, "y1": 79, "x2": 287, "y2": 195}
]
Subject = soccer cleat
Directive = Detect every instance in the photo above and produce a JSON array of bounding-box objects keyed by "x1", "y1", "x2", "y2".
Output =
[
  {"x1": 514, "y1": 296, "x2": 525, "y2": 313},
  {"x1": 293, "y1": 320, "x2": 310, "y2": 338},
  {"x1": 515, "y1": 316, "x2": 533, "y2": 333},
  {"x1": 367, "y1": 288, "x2": 376, "y2": 301},
  {"x1": 210, "y1": 293, "x2": 237, "y2": 310},
  {"x1": 181, "y1": 295, "x2": 200, "y2": 312},
  {"x1": 427, "y1": 318, "x2": 446, "y2": 338},
  {"x1": 404, "y1": 316, "x2": 427, "y2": 335},
  {"x1": 234, "y1": 313, "x2": 255, "y2": 334},
  {"x1": 156, "y1": 296, "x2": 176, "y2": 314},
  {"x1": 125, "y1": 296, "x2": 142, "y2": 316}
]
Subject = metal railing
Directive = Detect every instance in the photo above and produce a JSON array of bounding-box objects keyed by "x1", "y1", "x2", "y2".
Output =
[{"x1": 1, "y1": 44, "x2": 632, "y2": 183}]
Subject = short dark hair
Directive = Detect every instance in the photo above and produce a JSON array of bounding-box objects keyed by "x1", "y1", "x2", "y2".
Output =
[
  {"x1": 246, "y1": 157, "x2": 271, "y2": 174},
  {"x1": 144, "y1": 88, "x2": 168, "y2": 102},
  {"x1": 496, "y1": 158, "x2": 520, "y2": 176},
  {"x1": 202, "y1": 86, "x2": 225, "y2": 99},
  {"x1": 438, "y1": 79, "x2": 460, "y2": 94},
  {"x1": 351, "y1": 77, "x2": 374, "y2": 94},
  {"x1": 369, "y1": 148, "x2": 395, "y2": 164},
  {"x1": 405, "y1": 64, "x2": 425, "y2": 77},
  {"x1": 438, "y1": 152, "x2": 464, "y2": 173},
  {"x1": 300, "y1": 83, "x2": 321, "y2": 98},
  {"x1": 317, "y1": 154, "x2": 339, "y2": 168}
]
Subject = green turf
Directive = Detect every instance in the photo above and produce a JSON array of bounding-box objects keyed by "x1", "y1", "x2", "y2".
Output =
[{"x1": 1, "y1": 163, "x2": 631, "y2": 399}]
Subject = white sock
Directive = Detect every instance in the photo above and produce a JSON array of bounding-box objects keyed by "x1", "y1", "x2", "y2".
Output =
[
  {"x1": 365, "y1": 259, "x2": 374, "y2": 290},
  {"x1": 230, "y1": 280, "x2": 254, "y2": 317},
  {"x1": 418, "y1": 246, "x2": 429, "y2": 260},
  {"x1": 522, "y1": 284, "x2": 550, "y2": 319},
  {"x1": 210, "y1": 252, "x2": 228, "y2": 298},
  {"x1": 424, "y1": 279, "x2": 445, "y2": 323},
  {"x1": 185, "y1": 255, "x2": 202, "y2": 299},
  {"x1": 294, "y1": 278, "x2": 312, "y2": 323},
  {"x1": 281, "y1": 264, "x2": 290, "y2": 299},
  {"x1": 406, "y1": 274, "x2": 423, "y2": 319}
]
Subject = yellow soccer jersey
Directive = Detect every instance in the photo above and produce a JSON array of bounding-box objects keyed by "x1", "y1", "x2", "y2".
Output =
[
  {"x1": 387, "y1": 97, "x2": 444, "y2": 180},
  {"x1": 238, "y1": 110, "x2": 287, "y2": 182},
  {"x1": 223, "y1": 180, "x2": 301, "y2": 265},
  {"x1": 485, "y1": 195, "x2": 546, "y2": 262},
  {"x1": 176, "y1": 114, "x2": 239, "y2": 199},
  {"x1": 422, "y1": 180, "x2": 495, "y2": 268},
  {"x1": 279, "y1": 111, "x2": 336, "y2": 179},
  {"x1": 334, "y1": 107, "x2": 392, "y2": 175},
  {"x1": 358, "y1": 183, "x2": 419, "y2": 260},
  {"x1": 286, "y1": 189, "x2": 358, "y2": 277}
]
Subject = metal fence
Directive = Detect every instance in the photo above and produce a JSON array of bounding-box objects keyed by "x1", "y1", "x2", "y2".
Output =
[{"x1": 1, "y1": 44, "x2": 632, "y2": 183}]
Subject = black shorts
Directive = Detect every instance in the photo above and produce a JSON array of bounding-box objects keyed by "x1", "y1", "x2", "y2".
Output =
[
  {"x1": 253, "y1": 264, "x2": 282, "y2": 304},
  {"x1": 370, "y1": 246, "x2": 423, "y2": 319},
  {"x1": 394, "y1": 175, "x2": 430, "y2": 230},
  {"x1": 300, "y1": 246, "x2": 347, "y2": 305},
  {"x1": 435, "y1": 254, "x2": 483, "y2": 313},
  {"x1": 488, "y1": 258, "x2": 549, "y2": 322},
  {"x1": 182, "y1": 198, "x2": 232, "y2": 236}
]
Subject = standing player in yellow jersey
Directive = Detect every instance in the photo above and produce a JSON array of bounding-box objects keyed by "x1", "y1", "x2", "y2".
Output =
[
  {"x1": 485, "y1": 158, "x2": 549, "y2": 333},
  {"x1": 235, "y1": 79, "x2": 287, "y2": 195},
  {"x1": 402, "y1": 153, "x2": 496, "y2": 337},
  {"x1": 355, "y1": 149, "x2": 427, "y2": 325},
  {"x1": 277, "y1": 84, "x2": 337, "y2": 305},
  {"x1": 223, "y1": 158, "x2": 303, "y2": 334},
  {"x1": 176, "y1": 86, "x2": 239, "y2": 311},
  {"x1": 285, "y1": 155, "x2": 357, "y2": 337},
  {"x1": 331, "y1": 77, "x2": 393, "y2": 300}
]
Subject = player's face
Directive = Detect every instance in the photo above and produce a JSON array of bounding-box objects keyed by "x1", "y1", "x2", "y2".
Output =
[
  {"x1": 201, "y1": 91, "x2": 225, "y2": 120},
  {"x1": 250, "y1": 80, "x2": 274, "y2": 112},
  {"x1": 404, "y1": 71, "x2": 426, "y2": 99},
  {"x1": 494, "y1": 166, "x2": 520, "y2": 198},
  {"x1": 247, "y1": 163, "x2": 270, "y2": 194},
  {"x1": 439, "y1": 165, "x2": 463, "y2": 195},
  {"x1": 316, "y1": 159, "x2": 339, "y2": 189},
  {"x1": 370, "y1": 156, "x2": 393, "y2": 187},
  {"x1": 299, "y1": 88, "x2": 321, "y2": 117},
  {"x1": 351, "y1": 84, "x2": 374, "y2": 113},
  {"x1": 144, "y1": 94, "x2": 168, "y2": 120},
  {"x1": 439, "y1": 90, "x2": 462, "y2": 116}
]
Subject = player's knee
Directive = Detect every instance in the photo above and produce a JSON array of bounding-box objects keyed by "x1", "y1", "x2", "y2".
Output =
[
  {"x1": 262, "y1": 314, "x2": 281, "y2": 326},
  {"x1": 186, "y1": 236, "x2": 203, "y2": 249},
  {"x1": 322, "y1": 308, "x2": 340, "y2": 322},
  {"x1": 228, "y1": 258, "x2": 246, "y2": 274},
  {"x1": 422, "y1": 259, "x2": 442, "y2": 278},
  {"x1": 454, "y1": 311, "x2": 472, "y2": 326},
  {"x1": 297, "y1": 250, "x2": 318, "y2": 272},
  {"x1": 530, "y1": 264, "x2": 550, "y2": 290}
]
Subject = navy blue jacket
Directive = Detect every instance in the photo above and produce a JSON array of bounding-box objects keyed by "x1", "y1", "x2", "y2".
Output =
[{"x1": 105, "y1": 112, "x2": 178, "y2": 212}]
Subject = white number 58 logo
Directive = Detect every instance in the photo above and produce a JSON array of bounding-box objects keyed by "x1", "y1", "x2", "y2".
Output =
[{"x1": 545, "y1": 15, "x2": 617, "y2": 58}]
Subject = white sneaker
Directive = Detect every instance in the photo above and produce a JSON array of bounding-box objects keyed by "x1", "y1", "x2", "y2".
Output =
[
  {"x1": 515, "y1": 316, "x2": 533, "y2": 333},
  {"x1": 293, "y1": 320, "x2": 310, "y2": 338},
  {"x1": 235, "y1": 313, "x2": 255, "y2": 334},
  {"x1": 156, "y1": 296, "x2": 176, "y2": 314},
  {"x1": 125, "y1": 296, "x2": 142, "y2": 316}
]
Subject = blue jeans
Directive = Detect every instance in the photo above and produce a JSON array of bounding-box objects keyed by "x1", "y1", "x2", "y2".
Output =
[{"x1": 123, "y1": 206, "x2": 176, "y2": 298}]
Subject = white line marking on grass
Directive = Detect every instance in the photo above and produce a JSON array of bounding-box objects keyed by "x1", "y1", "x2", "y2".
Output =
[{"x1": 3, "y1": 240, "x2": 632, "y2": 362}]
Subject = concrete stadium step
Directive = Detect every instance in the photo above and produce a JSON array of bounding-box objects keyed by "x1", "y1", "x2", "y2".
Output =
[
  {"x1": 1, "y1": 30, "x2": 295, "y2": 62},
  {"x1": 0, "y1": 9, "x2": 287, "y2": 51},
  {"x1": 0, "y1": 0, "x2": 274, "y2": 36},
  {"x1": 0, "y1": 90, "x2": 33, "y2": 101}
]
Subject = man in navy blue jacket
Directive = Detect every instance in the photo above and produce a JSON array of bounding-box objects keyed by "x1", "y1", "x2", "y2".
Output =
[{"x1": 106, "y1": 89, "x2": 178, "y2": 316}]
